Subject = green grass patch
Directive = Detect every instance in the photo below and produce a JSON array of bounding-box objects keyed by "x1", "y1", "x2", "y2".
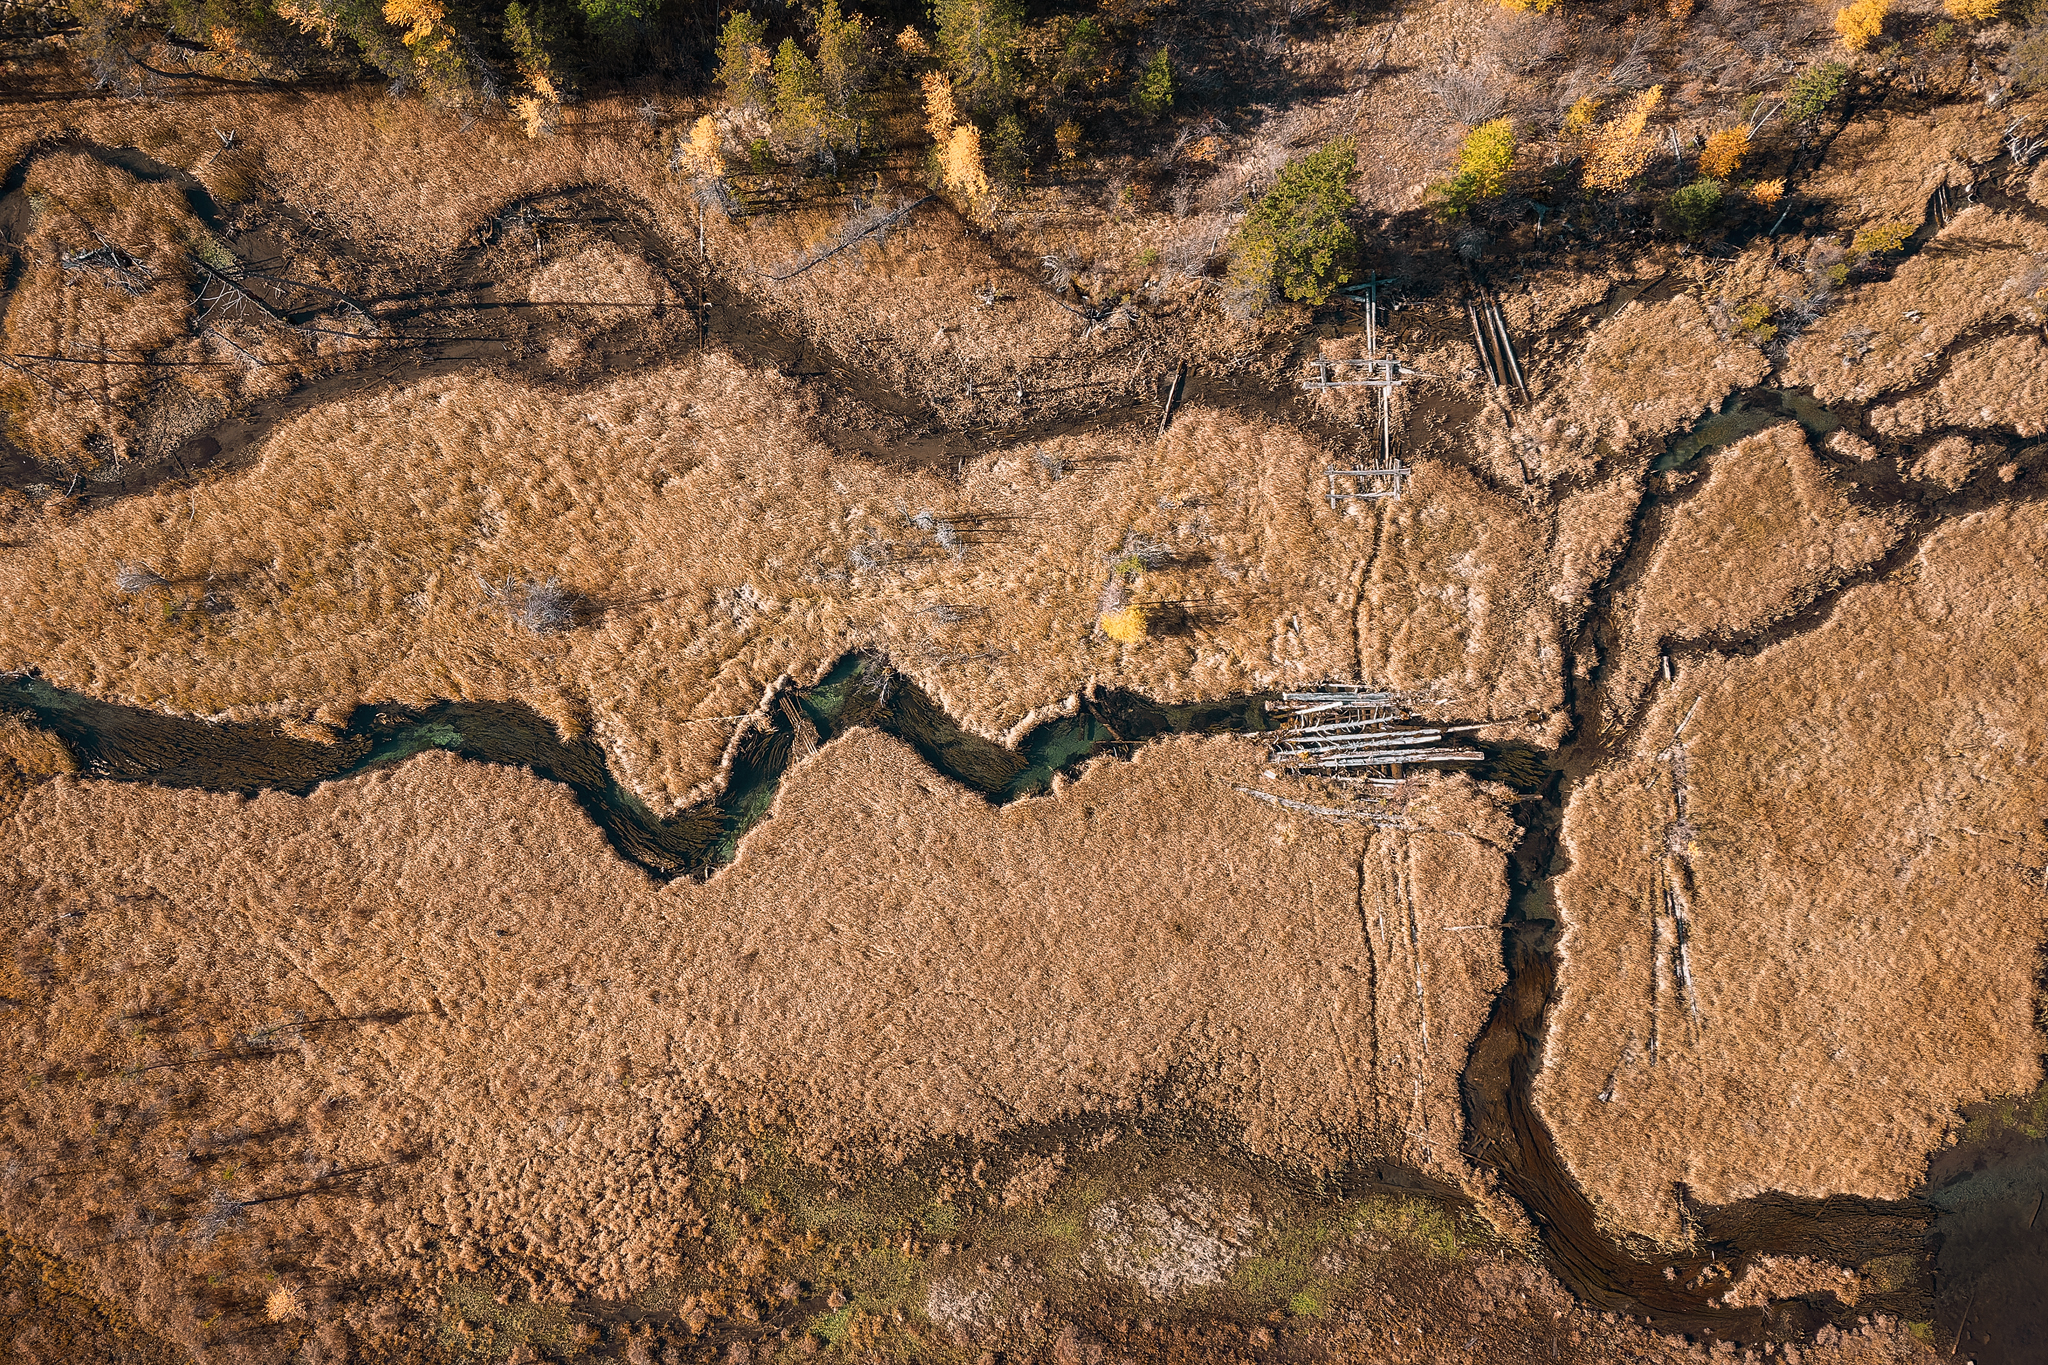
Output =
[{"x1": 440, "y1": 1280, "x2": 580, "y2": 1360}]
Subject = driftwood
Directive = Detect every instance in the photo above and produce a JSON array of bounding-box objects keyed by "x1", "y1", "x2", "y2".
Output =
[
  {"x1": 762, "y1": 195, "x2": 932, "y2": 282},
  {"x1": 1158, "y1": 360, "x2": 1187, "y2": 437}
]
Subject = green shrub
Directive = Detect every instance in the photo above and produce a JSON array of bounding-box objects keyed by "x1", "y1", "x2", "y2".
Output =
[
  {"x1": 1226, "y1": 139, "x2": 1359, "y2": 308},
  {"x1": 1787, "y1": 61, "x2": 1851, "y2": 124},
  {"x1": 1053, "y1": 16, "x2": 1102, "y2": 94},
  {"x1": 2015, "y1": 16, "x2": 2048, "y2": 91},
  {"x1": 1132, "y1": 47, "x2": 1175, "y2": 117},
  {"x1": 1667, "y1": 178, "x2": 1724, "y2": 237},
  {"x1": 1851, "y1": 220, "x2": 1913, "y2": 255},
  {"x1": 988, "y1": 114, "x2": 1029, "y2": 186},
  {"x1": 1735, "y1": 300, "x2": 1778, "y2": 343},
  {"x1": 1428, "y1": 118, "x2": 1515, "y2": 219}
]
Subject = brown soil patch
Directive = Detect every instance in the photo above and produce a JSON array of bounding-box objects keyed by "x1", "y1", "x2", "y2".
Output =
[
  {"x1": 1868, "y1": 332, "x2": 2048, "y2": 441},
  {"x1": 1474, "y1": 294, "x2": 1771, "y2": 487},
  {"x1": 1803, "y1": 104, "x2": 2007, "y2": 233},
  {"x1": 1783, "y1": 209, "x2": 2048, "y2": 405},
  {"x1": 1537, "y1": 505, "x2": 2048, "y2": 1245},
  {"x1": 1603, "y1": 423, "x2": 1904, "y2": 723}
]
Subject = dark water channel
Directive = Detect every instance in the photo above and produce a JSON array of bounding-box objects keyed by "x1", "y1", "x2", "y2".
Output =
[
  {"x1": 1651, "y1": 385, "x2": 1843, "y2": 472},
  {"x1": 3, "y1": 651, "x2": 2040, "y2": 1354},
  {"x1": 0, "y1": 655, "x2": 1272, "y2": 881}
]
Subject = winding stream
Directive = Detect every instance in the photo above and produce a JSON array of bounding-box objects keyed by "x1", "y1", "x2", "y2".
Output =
[
  {"x1": 4, "y1": 139, "x2": 2043, "y2": 1356},
  {"x1": 1, "y1": 656, "x2": 1274, "y2": 881}
]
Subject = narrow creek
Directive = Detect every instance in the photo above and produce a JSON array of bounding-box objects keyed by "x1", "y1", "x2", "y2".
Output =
[{"x1": 0, "y1": 655, "x2": 1273, "y2": 881}]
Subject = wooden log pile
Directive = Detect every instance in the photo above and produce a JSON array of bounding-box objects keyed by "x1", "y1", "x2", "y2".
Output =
[{"x1": 1266, "y1": 684, "x2": 1483, "y2": 787}]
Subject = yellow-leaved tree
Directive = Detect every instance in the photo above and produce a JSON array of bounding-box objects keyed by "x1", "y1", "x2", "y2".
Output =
[
  {"x1": 1581, "y1": 87, "x2": 1663, "y2": 192},
  {"x1": 680, "y1": 115, "x2": 724, "y2": 177},
  {"x1": 922, "y1": 71, "x2": 958, "y2": 143},
  {"x1": 1834, "y1": 0, "x2": 1891, "y2": 51},
  {"x1": 943, "y1": 124, "x2": 990, "y2": 199},
  {"x1": 382, "y1": 0, "x2": 470, "y2": 102},
  {"x1": 1697, "y1": 127, "x2": 1749, "y2": 180}
]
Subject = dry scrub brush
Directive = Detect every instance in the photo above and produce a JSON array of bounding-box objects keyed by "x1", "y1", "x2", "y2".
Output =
[
  {"x1": 0, "y1": 355, "x2": 1577, "y2": 813},
  {"x1": 1536, "y1": 505, "x2": 2048, "y2": 1245}
]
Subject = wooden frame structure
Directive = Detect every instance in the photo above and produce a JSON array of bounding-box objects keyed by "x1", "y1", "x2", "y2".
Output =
[{"x1": 1307, "y1": 275, "x2": 1414, "y2": 505}]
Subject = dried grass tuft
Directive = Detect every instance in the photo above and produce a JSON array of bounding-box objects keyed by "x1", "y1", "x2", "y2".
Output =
[
  {"x1": 113, "y1": 562, "x2": 169, "y2": 595},
  {"x1": 0, "y1": 715, "x2": 78, "y2": 777}
]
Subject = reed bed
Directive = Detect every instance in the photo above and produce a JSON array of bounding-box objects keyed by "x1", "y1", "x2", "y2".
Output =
[
  {"x1": 1536, "y1": 505, "x2": 2048, "y2": 1246},
  {"x1": 1802, "y1": 103, "x2": 2009, "y2": 233},
  {"x1": 1868, "y1": 332, "x2": 2048, "y2": 441},
  {"x1": 1784, "y1": 209, "x2": 2048, "y2": 405},
  {"x1": 0, "y1": 731, "x2": 1513, "y2": 1347},
  {"x1": 0, "y1": 357, "x2": 1570, "y2": 813},
  {"x1": 1470, "y1": 294, "x2": 1771, "y2": 488},
  {"x1": 1605, "y1": 423, "x2": 1905, "y2": 724}
]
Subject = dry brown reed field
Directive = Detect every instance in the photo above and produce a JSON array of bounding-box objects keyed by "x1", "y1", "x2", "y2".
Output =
[
  {"x1": 1802, "y1": 102, "x2": 2011, "y2": 232},
  {"x1": 1603, "y1": 423, "x2": 1904, "y2": 724},
  {"x1": 0, "y1": 733, "x2": 1513, "y2": 1356},
  {"x1": 0, "y1": 356, "x2": 1578, "y2": 811},
  {"x1": 1869, "y1": 332, "x2": 2048, "y2": 441},
  {"x1": 1536, "y1": 506, "x2": 2048, "y2": 1246},
  {"x1": 1784, "y1": 208, "x2": 2048, "y2": 405},
  {"x1": 1472, "y1": 295, "x2": 1771, "y2": 489}
]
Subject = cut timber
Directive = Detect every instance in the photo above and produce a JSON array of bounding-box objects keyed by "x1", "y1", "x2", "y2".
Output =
[
  {"x1": 1158, "y1": 361, "x2": 1187, "y2": 437},
  {"x1": 1265, "y1": 684, "x2": 1484, "y2": 786}
]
